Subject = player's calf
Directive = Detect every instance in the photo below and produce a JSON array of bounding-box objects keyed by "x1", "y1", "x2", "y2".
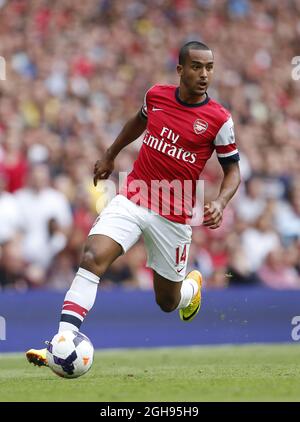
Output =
[
  {"x1": 153, "y1": 271, "x2": 182, "y2": 313},
  {"x1": 155, "y1": 295, "x2": 180, "y2": 313}
]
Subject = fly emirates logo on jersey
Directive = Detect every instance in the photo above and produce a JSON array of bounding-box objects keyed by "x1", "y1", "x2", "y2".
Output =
[{"x1": 143, "y1": 126, "x2": 197, "y2": 164}]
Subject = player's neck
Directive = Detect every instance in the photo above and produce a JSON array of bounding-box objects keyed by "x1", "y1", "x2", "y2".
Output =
[{"x1": 178, "y1": 86, "x2": 207, "y2": 104}]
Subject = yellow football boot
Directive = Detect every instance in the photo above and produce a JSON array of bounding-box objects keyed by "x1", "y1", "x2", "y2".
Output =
[
  {"x1": 179, "y1": 270, "x2": 203, "y2": 322},
  {"x1": 26, "y1": 347, "x2": 48, "y2": 367}
]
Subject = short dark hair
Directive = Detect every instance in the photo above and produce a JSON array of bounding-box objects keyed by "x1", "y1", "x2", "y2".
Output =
[{"x1": 179, "y1": 41, "x2": 212, "y2": 65}]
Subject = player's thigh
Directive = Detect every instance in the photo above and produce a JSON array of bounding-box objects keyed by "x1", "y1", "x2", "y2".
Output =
[{"x1": 82, "y1": 195, "x2": 142, "y2": 274}]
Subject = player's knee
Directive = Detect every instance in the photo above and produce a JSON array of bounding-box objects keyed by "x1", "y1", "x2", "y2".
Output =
[
  {"x1": 80, "y1": 245, "x2": 110, "y2": 276},
  {"x1": 156, "y1": 296, "x2": 178, "y2": 313}
]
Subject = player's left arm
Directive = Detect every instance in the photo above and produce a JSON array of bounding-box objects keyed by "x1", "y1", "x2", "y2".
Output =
[
  {"x1": 204, "y1": 115, "x2": 241, "y2": 229},
  {"x1": 203, "y1": 161, "x2": 241, "y2": 229}
]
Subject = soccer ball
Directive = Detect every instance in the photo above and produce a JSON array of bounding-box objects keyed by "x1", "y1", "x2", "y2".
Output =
[{"x1": 46, "y1": 330, "x2": 94, "y2": 378}]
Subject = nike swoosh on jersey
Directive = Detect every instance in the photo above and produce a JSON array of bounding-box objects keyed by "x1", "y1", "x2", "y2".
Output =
[{"x1": 152, "y1": 107, "x2": 164, "y2": 111}]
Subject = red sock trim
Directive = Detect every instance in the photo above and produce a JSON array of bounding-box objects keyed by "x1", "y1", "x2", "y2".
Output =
[{"x1": 62, "y1": 301, "x2": 88, "y2": 318}]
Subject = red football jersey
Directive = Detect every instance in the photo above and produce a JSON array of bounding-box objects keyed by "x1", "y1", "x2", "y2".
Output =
[{"x1": 120, "y1": 84, "x2": 239, "y2": 224}]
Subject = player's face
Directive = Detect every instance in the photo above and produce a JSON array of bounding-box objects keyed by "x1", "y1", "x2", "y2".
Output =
[{"x1": 177, "y1": 49, "x2": 214, "y2": 97}]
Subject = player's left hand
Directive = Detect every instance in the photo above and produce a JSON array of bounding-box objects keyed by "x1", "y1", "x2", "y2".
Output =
[{"x1": 203, "y1": 200, "x2": 224, "y2": 229}]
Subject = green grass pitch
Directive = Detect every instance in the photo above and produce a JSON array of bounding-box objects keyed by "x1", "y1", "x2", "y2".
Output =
[{"x1": 1, "y1": 344, "x2": 300, "y2": 402}]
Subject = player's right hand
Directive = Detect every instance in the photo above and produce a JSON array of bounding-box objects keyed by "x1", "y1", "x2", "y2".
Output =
[
  {"x1": 203, "y1": 200, "x2": 223, "y2": 229},
  {"x1": 93, "y1": 155, "x2": 114, "y2": 186}
]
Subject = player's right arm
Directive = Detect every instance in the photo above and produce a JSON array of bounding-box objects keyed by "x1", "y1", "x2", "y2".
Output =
[{"x1": 93, "y1": 110, "x2": 147, "y2": 186}]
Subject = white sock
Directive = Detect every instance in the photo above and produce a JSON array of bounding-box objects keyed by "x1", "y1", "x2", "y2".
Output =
[
  {"x1": 176, "y1": 278, "x2": 199, "y2": 310},
  {"x1": 59, "y1": 267, "x2": 99, "y2": 332}
]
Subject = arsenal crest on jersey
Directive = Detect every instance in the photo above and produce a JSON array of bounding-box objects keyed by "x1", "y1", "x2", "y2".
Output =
[{"x1": 193, "y1": 119, "x2": 208, "y2": 134}]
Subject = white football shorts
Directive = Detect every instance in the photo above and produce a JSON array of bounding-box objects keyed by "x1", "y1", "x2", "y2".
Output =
[{"x1": 88, "y1": 194, "x2": 192, "y2": 281}]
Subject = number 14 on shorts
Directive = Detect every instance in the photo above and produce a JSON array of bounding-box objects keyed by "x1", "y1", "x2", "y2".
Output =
[{"x1": 175, "y1": 244, "x2": 189, "y2": 273}]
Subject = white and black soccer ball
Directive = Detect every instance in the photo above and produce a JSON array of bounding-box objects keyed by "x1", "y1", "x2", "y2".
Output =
[{"x1": 46, "y1": 330, "x2": 94, "y2": 378}]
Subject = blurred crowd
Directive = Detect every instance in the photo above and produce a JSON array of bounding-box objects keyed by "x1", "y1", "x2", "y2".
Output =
[{"x1": 0, "y1": 0, "x2": 299, "y2": 291}]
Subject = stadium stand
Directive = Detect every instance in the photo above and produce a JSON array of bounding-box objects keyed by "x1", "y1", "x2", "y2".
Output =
[{"x1": 0, "y1": 0, "x2": 299, "y2": 290}]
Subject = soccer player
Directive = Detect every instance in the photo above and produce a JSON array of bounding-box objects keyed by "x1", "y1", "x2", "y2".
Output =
[{"x1": 26, "y1": 41, "x2": 240, "y2": 366}]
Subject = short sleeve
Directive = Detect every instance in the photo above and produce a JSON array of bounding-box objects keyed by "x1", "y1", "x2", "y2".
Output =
[
  {"x1": 140, "y1": 92, "x2": 148, "y2": 119},
  {"x1": 214, "y1": 116, "x2": 240, "y2": 164}
]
